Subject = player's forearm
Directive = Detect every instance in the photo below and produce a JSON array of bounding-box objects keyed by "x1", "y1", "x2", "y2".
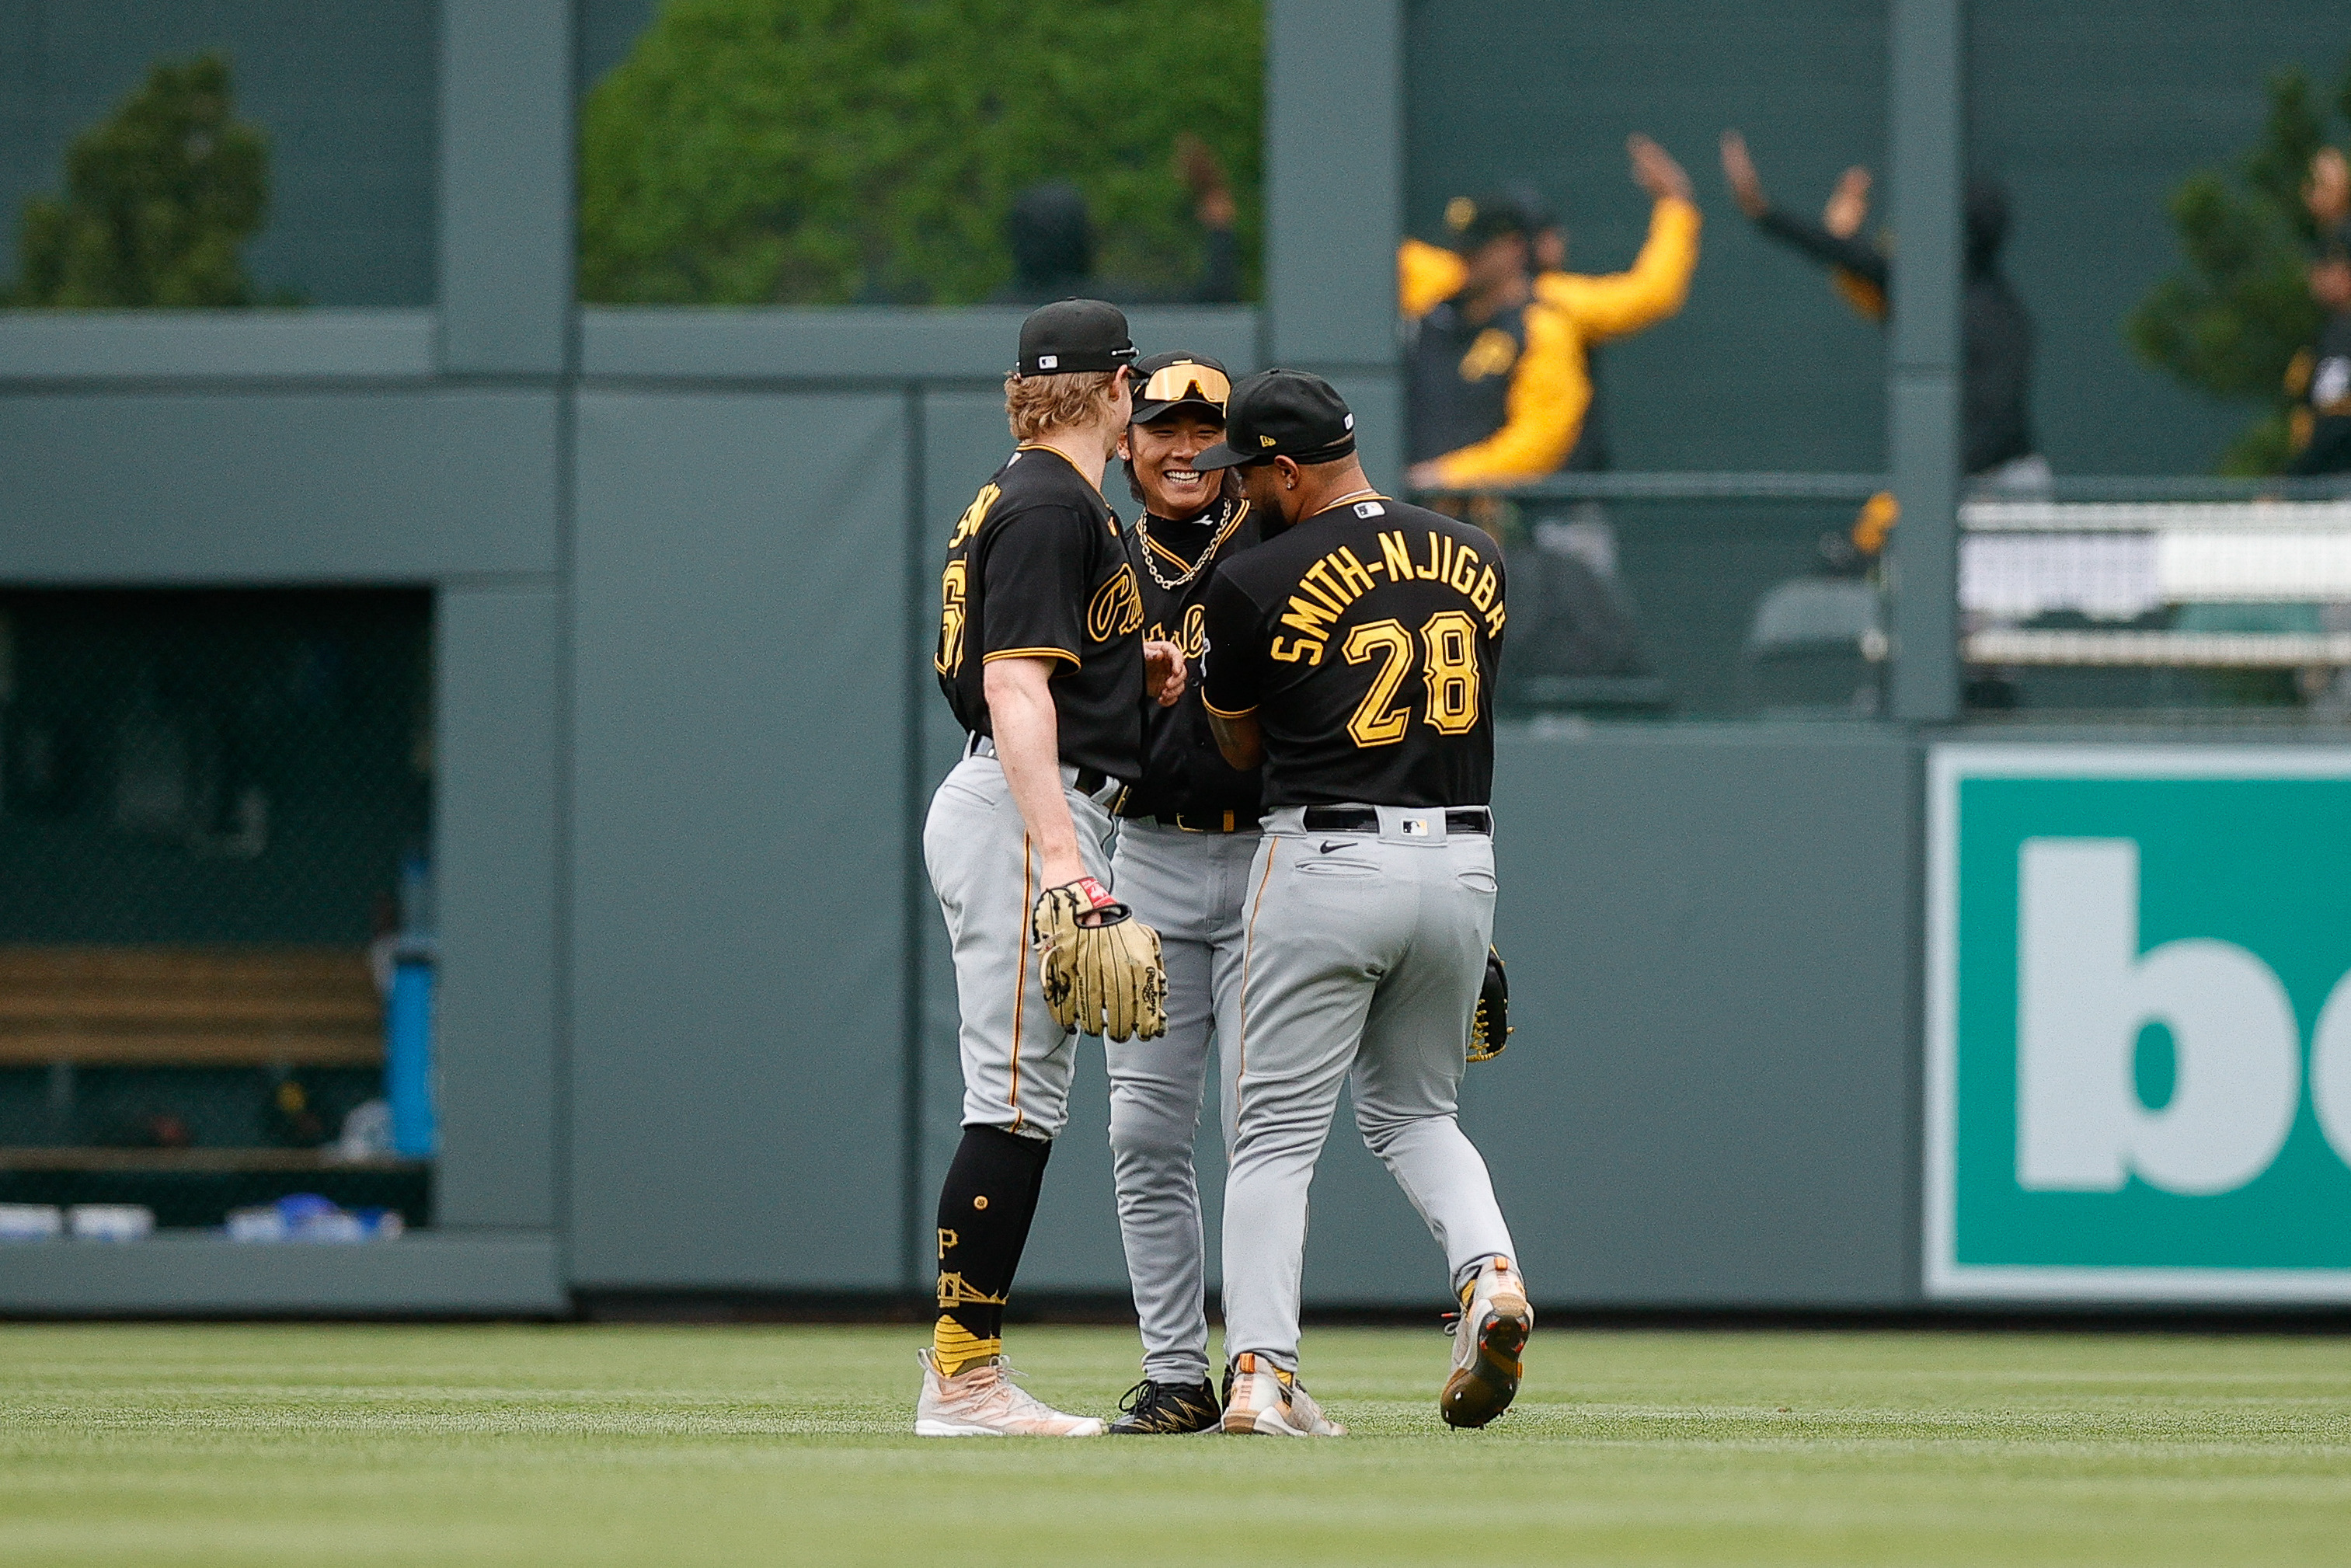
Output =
[
  {"x1": 1754, "y1": 206, "x2": 1889, "y2": 289},
  {"x1": 1547, "y1": 197, "x2": 1701, "y2": 340},
  {"x1": 1429, "y1": 382, "x2": 1589, "y2": 485},
  {"x1": 984, "y1": 659, "x2": 1085, "y2": 883},
  {"x1": 1207, "y1": 709, "x2": 1263, "y2": 772}
]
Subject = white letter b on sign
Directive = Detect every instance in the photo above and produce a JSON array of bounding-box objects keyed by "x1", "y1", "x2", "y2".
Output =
[{"x1": 2017, "y1": 838, "x2": 2300, "y2": 1195}]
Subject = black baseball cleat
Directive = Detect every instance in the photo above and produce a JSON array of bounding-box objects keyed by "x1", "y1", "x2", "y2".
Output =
[{"x1": 1109, "y1": 1377, "x2": 1222, "y2": 1434}]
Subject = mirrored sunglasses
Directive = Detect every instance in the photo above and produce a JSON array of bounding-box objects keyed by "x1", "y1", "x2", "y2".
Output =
[{"x1": 1138, "y1": 361, "x2": 1231, "y2": 409}]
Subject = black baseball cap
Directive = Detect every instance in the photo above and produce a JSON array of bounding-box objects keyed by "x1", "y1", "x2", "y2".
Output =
[
  {"x1": 1128, "y1": 351, "x2": 1232, "y2": 425},
  {"x1": 1016, "y1": 298, "x2": 1137, "y2": 377},
  {"x1": 1446, "y1": 189, "x2": 1538, "y2": 250},
  {"x1": 1192, "y1": 370, "x2": 1357, "y2": 470}
]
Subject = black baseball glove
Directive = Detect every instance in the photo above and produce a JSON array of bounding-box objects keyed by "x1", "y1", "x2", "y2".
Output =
[{"x1": 1468, "y1": 945, "x2": 1511, "y2": 1062}]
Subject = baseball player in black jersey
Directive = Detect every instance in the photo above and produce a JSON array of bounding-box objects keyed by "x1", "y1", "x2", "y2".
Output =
[
  {"x1": 1095, "y1": 353, "x2": 1262, "y2": 1435},
  {"x1": 1195, "y1": 370, "x2": 1530, "y2": 1436},
  {"x1": 917, "y1": 299, "x2": 1186, "y2": 1437}
]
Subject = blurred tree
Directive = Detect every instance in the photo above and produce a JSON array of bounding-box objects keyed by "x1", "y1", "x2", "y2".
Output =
[
  {"x1": 2126, "y1": 57, "x2": 2351, "y2": 473},
  {"x1": 9, "y1": 54, "x2": 272, "y2": 308},
  {"x1": 578, "y1": 0, "x2": 1263, "y2": 305}
]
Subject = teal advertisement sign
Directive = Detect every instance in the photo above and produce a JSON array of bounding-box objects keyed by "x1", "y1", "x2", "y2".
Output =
[{"x1": 1928, "y1": 746, "x2": 2351, "y2": 1300}]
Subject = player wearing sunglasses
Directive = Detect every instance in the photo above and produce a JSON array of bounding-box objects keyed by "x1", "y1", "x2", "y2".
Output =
[{"x1": 1099, "y1": 351, "x2": 1265, "y2": 1434}]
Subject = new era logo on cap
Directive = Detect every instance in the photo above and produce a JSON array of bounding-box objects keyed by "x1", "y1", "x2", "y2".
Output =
[{"x1": 1259, "y1": 434, "x2": 1277, "y2": 447}]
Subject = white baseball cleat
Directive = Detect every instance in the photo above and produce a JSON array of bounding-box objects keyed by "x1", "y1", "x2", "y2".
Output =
[
  {"x1": 1220, "y1": 1352, "x2": 1346, "y2": 1437},
  {"x1": 913, "y1": 1350, "x2": 1108, "y2": 1437},
  {"x1": 1442, "y1": 1254, "x2": 1532, "y2": 1428}
]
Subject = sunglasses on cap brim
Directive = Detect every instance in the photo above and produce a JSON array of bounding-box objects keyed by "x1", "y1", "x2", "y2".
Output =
[{"x1": 1135, "y1": 361, "x2": 1231, "y2": 410}]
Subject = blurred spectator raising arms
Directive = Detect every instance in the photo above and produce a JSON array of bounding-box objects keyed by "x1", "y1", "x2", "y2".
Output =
[
  {"x1": 2285, "y1": 147, "x2": 2351, "y2": 476},
  {"x1": 1402, "y1": 135, "x2": 1701, "y2": 489},
  {"x1": 1720, "y1": 130, "x2": 2042, "y2": 488}
]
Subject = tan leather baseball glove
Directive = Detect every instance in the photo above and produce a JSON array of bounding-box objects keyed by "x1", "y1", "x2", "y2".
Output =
[{"x1": 1032, "y1": 876, "x2": 1168, "y2": 1041}]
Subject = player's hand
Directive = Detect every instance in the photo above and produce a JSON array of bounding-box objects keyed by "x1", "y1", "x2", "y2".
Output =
[
  {"x1": 1823, "y1": 166, "x2": 1872, "y2": 239},
  {"x1": 2308, "y1": 146, "x2": 2351, "y2": 229},
  {"x1": 1176, "y1": 133, "x2": 1237, "y2": 230},
  {"x1": 1144, "y1": 639, "x2": 1186, "y2": 707},
  {"x1": 1033, "y1": 877, "x2": 1169, "y2": 1041},
  {"x1": 1719, "y1": 129, "x2": 1768, "y2": 218},
  {"x1": 1628, "y1": 134, "x2": 1691, "y2": 204}
]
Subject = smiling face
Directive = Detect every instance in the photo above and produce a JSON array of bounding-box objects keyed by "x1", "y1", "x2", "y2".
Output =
[{"x1": 1120, "y1": 410, "x2": 1227, "y2": 520}]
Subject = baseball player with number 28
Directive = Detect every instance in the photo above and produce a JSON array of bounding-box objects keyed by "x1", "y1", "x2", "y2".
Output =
[{"x1": 1197, "y1": 369, "x2": 1530, "y2": 1437}]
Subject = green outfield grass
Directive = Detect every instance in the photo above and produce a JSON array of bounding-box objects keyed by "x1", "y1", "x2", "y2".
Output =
[{"x1": 2, "y1": 1322, "x2": 2347, "y2": 1566}]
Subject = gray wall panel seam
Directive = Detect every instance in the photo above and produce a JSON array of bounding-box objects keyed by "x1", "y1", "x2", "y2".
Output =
[
  {"x1": 1886, "y1": 0, "x2": 1964, "y2": 723},
  {"x1": 900, "y1": 384, "x2": 928, "y2": 1297},
  {"x1": 1901, "y1": 734, "x2": 1929, "y2": 1301}
]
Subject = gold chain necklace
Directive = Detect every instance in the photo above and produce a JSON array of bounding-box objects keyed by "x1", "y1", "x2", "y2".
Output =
[{"x1": 1136, "y1": 498, "x2": 1249, "y2": 591}]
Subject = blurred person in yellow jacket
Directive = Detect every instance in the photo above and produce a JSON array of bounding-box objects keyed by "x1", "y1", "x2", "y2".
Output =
[{"x1": 1402, "y1": 134, "x2": 1701, "y2": 490}]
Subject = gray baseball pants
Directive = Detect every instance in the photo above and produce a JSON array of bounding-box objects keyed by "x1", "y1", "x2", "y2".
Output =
[
  {"x1": 1220, "y1": 805, "x2": 1517, "y2": 1370},
  {"x1": 1105, "y1": 819, "x2": 1260, "y2": 1386},
  {"x1": 924, "y1": 750, "x2": 1120, "y2": 1141}
]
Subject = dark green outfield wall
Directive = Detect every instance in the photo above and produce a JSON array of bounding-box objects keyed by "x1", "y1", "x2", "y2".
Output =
[{"x1": 1405, "y1": 0, "x2": 2348, "y2": 475}]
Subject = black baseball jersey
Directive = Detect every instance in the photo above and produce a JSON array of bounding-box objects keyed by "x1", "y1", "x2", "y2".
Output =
[
  {"x1": 1118, "y1": 495, "x2": 1264, "y2": 821},
  {"x1": 935, "y1": 445, "x2": 1147, "y2": 782},
  {"x1": 1202, "y1": 496, "x2": 1505, "y2": 808}
]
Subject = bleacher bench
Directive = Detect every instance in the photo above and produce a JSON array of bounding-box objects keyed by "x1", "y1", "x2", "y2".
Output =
[{"x1": 0, "y1": 946, "x2": 382, "y2": 1068}]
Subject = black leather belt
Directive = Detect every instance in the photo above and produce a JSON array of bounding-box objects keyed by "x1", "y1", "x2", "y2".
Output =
[
  {"x1": 1301, "y1": 806, "x2": 1492, "y2": 835},
  {"x1": 1111, "y1": 805, "x2": 1252, "y2": 833}
]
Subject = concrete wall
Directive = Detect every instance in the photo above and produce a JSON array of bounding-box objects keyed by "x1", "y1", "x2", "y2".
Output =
[
  {"x1": 1485, "y1": 726, "x2": 1919, "y2": 1306},
  {"x1": 566, "y1": 390, "x2": 913, "y2": 1289}
]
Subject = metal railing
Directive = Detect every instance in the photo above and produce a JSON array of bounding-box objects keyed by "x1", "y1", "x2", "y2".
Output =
[{"x1": 1417, "y1": 473, "x2": 2351, "y2": 724}]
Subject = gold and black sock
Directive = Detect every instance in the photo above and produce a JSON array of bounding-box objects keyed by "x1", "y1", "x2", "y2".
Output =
[{"x1": 931, "y1": 1124, "x2": 1052, "y2": 1376}]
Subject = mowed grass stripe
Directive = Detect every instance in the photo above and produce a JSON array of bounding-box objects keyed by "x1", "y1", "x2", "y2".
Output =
[{"x1": 1, "y1": 1324, "x2": 2346, "y2": 1566}]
